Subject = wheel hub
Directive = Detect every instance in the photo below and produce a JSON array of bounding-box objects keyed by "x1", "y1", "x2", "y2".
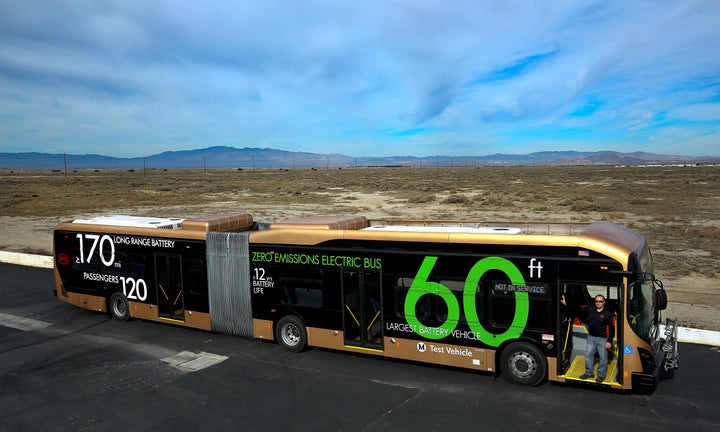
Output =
[
  {"x1": 510, "y1": 351, "x2": 537, "y2": 378},
  {"x1": 283, "y1": 326, "x2": 299, "y2": 345}
]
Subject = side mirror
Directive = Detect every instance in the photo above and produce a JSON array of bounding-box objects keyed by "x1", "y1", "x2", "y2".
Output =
[{"x1": 655, "y1": 289, "x2": 668, "y2": 311}]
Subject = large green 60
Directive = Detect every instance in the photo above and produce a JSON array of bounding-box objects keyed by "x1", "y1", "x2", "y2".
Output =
[{"x1": 404, "y1": 256, "x2": 530, "y2": 347}]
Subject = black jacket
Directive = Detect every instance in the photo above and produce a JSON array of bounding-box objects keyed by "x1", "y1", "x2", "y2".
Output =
[{"x1": 567, "y1": 303, "x2": 615, "y2": 341}]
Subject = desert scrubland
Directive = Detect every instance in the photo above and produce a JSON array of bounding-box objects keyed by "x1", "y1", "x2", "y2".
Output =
[{"x1": 1, "y1": 165, "x2": 718, "y2": 330}]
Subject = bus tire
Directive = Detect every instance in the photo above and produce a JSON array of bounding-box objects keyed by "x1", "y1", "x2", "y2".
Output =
[
  {"x1": 109, "y1": 292, "x2": 130, "y2": 322},
  {"x1": 275, "y1": 315, "x2": 307, "y2": 353},
  {"x1": 500, "y1": 341, "x2": 547, "y2": 386}
]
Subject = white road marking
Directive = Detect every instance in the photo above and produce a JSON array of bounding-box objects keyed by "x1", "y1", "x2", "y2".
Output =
[
  {"x1": 161, "y1": 351, "x2": 228, "y2": 372},
  {"x1": 0, "y1": 312, "x2": 52, "y2": 331}
]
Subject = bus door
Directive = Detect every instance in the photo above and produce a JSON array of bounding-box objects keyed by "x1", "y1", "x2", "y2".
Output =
[
  {"x1": 560, "y1": 282, "x2": 622, "y2": 384},
  {"x1": 155, "y1": 254, "x2": 184, "y2": 321},
  {"x1": 558, "y1": 283, "x2": 584, "y2": 372},
  {"x1": 342, "y1": 270, "x2": 383, "y2": 350}
]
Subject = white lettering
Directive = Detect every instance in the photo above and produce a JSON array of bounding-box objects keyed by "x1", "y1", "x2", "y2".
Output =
[
  {"x1": 418, "y1": 325, "x2": 449, "y2": 338},
  {"x1": 528, "y1": 258, "x2": 543, "y2": 278},
  {"x1": 252, "y1": 276, "x2": 274, "y2": 294},
  {"x1": 152, "y1": 239, "x2": 175, "y2": 248},
  {"x1": 386, "y1": 322, "x2": 416, "y2": 333},
  {"x1": 452, "y1": 329, "x2": 480, "y2": 340},
  {"x1": 83, "y1": 272, "x2": 119, "y2": 284},
  {"x1": 446, "y1": 347, "x2": 473, "y2": 357},
  {"x1": 427, "y1": 344, "x2": 473, "y2": 357},
  {"x1": 121, "y1": 277, "x2": 148, "y2": 301}
]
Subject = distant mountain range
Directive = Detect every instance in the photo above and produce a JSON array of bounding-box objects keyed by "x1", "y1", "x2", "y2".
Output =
[{"x1": 1, "y1": 146, "x2": 718, "y2": 169}]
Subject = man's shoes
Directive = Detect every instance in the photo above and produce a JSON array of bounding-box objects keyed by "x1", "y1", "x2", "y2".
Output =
[
  {"x1": 579, "y1": 373, "x2": 593, "y2": 379},
  {"x1": 596, "y1": 376, "x2": 605, "y2": 383}
]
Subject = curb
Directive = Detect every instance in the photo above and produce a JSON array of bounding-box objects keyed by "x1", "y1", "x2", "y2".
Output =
[
  {"x1": 0, "y1": 251, "x2": 54, "y2": 269},
  {"x1": 672, "y1": 326, "x2": 720, "y2": 347},
  {"x1": 1, "y1": 251, "x2": 718, "y2": 346}
]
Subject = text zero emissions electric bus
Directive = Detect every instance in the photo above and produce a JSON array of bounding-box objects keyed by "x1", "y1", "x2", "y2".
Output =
[{"x1": 53, "y1": 213, "x2": 678, "y2": 391}]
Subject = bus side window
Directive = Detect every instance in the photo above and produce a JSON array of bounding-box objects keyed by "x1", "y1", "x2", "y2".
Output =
[
  {"x1": 107, "y1": 252, "x2": 127, "y2": 275},
  {"x1": 129, "y1": 254, "x2": 146, "y2": 278},
  {"x1": 436, "y1": 279, "x2": 468, "y2": 324},
  {"x1": 71, "y1": 246, "x2": 99, "y2": 273},
  {"x1": 490, "y1": 281, "x2": 550, "y2": 331},
  {"x1": 586, "y1": 284, "x2": 621, "y2": 312},
  {"x1": 278, "y1": 273, "x2": 324, "y2": 308},
  {"x1": 393, "y1": 276, "x2": 431, "y2": 320},
  {"x1": 185, "y1": 259, "x2": 207, "y2": 297},
  {"x1": 562, "y1": 283, "x2": 589, "y2": 308},
  {"x1": 489, "y1": 285, "x2": 514, "y2": 329}
]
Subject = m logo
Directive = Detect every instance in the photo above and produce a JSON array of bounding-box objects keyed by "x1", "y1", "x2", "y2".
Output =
[
  {"x1": 57, "y1": 253, "x2": 70, "y2": 266},
  {"x1": 417, "y1": 342, "x2": 427, "y2": 352}
]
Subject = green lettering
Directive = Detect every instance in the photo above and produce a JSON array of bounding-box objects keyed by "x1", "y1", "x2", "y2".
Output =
[
  {"x1": 404, "y1": 255, "x2": 529, "y2": 347},
  {"x1": 404, "y1": 256, "x2": 460, "y2": 340},
  {"x1": 463, "y1": 257, "x2": 529, "y2": 347}
]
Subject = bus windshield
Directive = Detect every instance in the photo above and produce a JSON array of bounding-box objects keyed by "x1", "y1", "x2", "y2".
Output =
[
  {"x1": 628, "y1": 279, "x2": 655, "y2": 341},
  {"x1": 628, "y1": 246, "x2": 657, "y2": 341}
]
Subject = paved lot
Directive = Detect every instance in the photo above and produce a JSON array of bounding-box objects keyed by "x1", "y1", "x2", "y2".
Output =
[{"x1": 1, "y1": 263, "x2": 719, "y2": 431}]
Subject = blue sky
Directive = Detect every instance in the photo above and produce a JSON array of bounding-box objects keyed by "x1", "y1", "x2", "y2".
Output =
[{"x1": 1, "y1": 1, "x2": 719, "y2": 158}]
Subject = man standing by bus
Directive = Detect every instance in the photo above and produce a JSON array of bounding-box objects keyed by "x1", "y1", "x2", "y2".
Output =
[{"x1": 561, "y1": 294, "x2": 615, "y2": 383}]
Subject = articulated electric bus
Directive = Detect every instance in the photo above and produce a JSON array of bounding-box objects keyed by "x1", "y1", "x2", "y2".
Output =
[{"x1": 53, "y1": 213, "x2": 678, "y2": 391}]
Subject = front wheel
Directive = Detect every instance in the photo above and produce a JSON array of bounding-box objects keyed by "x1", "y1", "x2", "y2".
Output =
[
  {"x1": 109, "y1": 292, "x2": 130, "y2": 321},
  {"x1": 275, "y1": 315, "x2": 307, "y2": 352},
  {"x1": 500, "y1": 341, "x2": 547, "y2": 386}
]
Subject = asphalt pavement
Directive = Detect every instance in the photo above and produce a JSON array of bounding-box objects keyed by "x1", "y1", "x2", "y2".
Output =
[{"x1": 1, "y1": 263, "x2": 719, "y2": 431}]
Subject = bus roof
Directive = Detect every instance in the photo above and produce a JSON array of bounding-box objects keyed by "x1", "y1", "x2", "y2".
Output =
[
  {"x1": 363, "y1": 225, "x2": 523, "y2": 234},
  {"x1": 72, "y1": 215, "x2": 185, "y2": 229},
  {"x1": 270, "y1": 215, "x2": 369, "y2": 230},
  {"x1": 252, "y1": 215, "x2": 645, "y2": 267},
  {"x1": 69, "y1": 213, "x2": 255, "y2": 232},
  {"x1": 56, "y1": 213, "x2": 645, "y2": 267},
  {"x1": 57, "y1": 213, "x2": 255, "y2": 241}
]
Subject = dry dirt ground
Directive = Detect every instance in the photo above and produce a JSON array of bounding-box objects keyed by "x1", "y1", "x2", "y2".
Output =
[{"x1": 1, "y1": 166, "x2": 718, "y2": 331}]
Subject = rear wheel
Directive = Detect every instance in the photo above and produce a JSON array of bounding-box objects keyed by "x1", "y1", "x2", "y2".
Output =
[
  {"x1": 275, "y1": 315, "x2": 307, "y2": 352},
  {"x1": 109, "y1": 292, "x2": 130, "y2": 321},
  {"x1": 500, "y1": 341, "x2": 547, "y2": 386}
]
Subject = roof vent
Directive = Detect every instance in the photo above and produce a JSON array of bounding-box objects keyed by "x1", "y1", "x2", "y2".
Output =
[{"x1": 271, "y1": 215, "x2": 369, "y2": 230}]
